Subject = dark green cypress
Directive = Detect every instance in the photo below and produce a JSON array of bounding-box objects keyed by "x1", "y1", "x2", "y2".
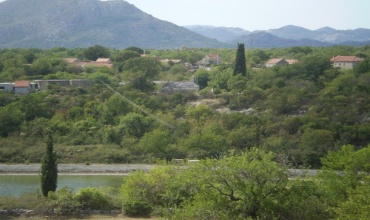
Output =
[
  {"x1": 41, "y1": 133, "x2": 58, "y2": 197},
  {"x1": 233, "y1": 43, "x2": 247, "y2": 76}
]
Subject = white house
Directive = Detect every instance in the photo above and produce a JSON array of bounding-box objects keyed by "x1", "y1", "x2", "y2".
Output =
[
  {"x1": 14, "y1": 81, "x2": 36, "y2": 94},
  {"x1": 330, "y1": 55, "x2": 364, "y2": 69}
]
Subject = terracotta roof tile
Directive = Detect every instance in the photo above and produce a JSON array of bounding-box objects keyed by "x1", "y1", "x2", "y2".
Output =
[
  {"x1": 286, "y1": 59, "x2": 299, "y2": 64},
  {"x1": 14, "y1": 81, "x2": 30, "y2": 88},
  {"x1": 330, "y1": 55, "x2": 364, "y2": 62},
  {"x1": 266, "y1": 58, "x2": 284, "y2": 64},
  {"x1": 207, "y1": 54, "x2": 220, "y2": 59}
]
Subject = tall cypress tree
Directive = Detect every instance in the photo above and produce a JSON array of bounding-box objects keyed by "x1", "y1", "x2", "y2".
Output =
[
  {"x1": 41, "y1": 133, "x2": 58, "y2": 197},
  {"x1": 233, "y1": 43, "x2": 247, "y2": 76}
]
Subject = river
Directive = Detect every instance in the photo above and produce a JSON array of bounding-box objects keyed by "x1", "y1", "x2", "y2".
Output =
[{"x1": 0, "y1": 174, "x2": 125, "y2": 197}]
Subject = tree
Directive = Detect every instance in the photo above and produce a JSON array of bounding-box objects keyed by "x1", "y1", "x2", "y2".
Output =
[
  {"x1": 194, "y1": 68, "x2": 210, "y2": 90},
  {"x1": 123, "y1": 57, "x2": 161, "y2": 91},
  {"x1": 318, "y1": 145, "x2": 370, "y2": 216},
  {"x1": 171, "y1": 148, "x2": 289, "y2": 219},
  {"x1": 41, "y1": 133, "x2": 58, "y2": 197},
  {"x1": 83, "y1": 45, "x2": 110, "y2": 61},
  {"x1": 112, "y1": 50, "x2": 141, "y2": 63},
  {"x1": 233, "y1": 43, "x2": 247, "y2": 76},
  {"x1": 124, "y1": 46, "x2": 145, "y2": 55},
  {"x1": 120, "y1": 113, "x2": 153, "y2": 139},
  {"x1": 0, "y1": 106, "x2": 25, "y2": 137},
  {"x1": 354, "y1": 59, "x2": 370, "y2": 75}
]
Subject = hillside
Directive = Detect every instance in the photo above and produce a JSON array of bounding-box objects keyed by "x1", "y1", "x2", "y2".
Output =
[
  {"x1": 186, "y1": 25, "x2": 370, "y2": 47},
  {"x1": 266, "y1": 25, "x2": 370, "y2": 44},
  {"x1": 231, "y1": 32, "x2": 331, "y2": 48},
  {"x1": 0, "y1": 0, "x2": 228, "y2": 49},
  {"x1": 185, "y1": 25, "x2": 250, "y2": 43}
]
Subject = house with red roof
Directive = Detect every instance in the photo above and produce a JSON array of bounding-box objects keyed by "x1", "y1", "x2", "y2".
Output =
[
  {"x1": 199, "y1": 54, "x2": 221, "y2": 66},
  {"x1": 265, "y1": 58, "x2": 289, "y2": 68},
  {"x1": 64, "y1": 57, "x2": 113, "y2": 68},
  {"x1": 285, "y1": 59, "x2": 299, "y2": 65},
  {"x1": 330, "y1": 55, "x2": 364, "y2": 69},
  {"x1": 14, "y1": 81, "x2": 33, "y2": 94}
]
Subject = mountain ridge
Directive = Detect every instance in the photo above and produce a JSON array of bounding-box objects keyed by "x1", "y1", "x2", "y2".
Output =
[
  {"x1": 0, "y1": 0, "x2": 228, "y2": 49},
  {"x1": 1, "y1": 0, "x2": 369, "y2": 49},
  {"x1": 186, "y1": 25, "x2": 370, "y2": 46}
]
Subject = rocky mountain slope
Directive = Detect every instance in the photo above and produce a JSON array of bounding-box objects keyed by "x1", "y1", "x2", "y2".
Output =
[{"x1": 0, "y1": 0, "x2": 228, "y2": 49}]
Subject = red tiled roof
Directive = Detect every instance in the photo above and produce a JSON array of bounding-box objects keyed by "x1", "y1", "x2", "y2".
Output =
[
  {"x1": 207, "y1": 54, "x2": 219, "y2": 59},
  {"x1": 286, "y1": 59, "x2": 299, "y2": 64},
  {"x1": 266, "y1": 58, "x2": 284, "y2": 64},
  {"x1": 14, "y1": 81, "x2": 30, "y2": 88},
  {"x1": 330, "y1": 55, "x2": 364, "y2": 62}
]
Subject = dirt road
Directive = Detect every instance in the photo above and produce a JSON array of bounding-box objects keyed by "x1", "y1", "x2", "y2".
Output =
[{"x1": 0, "y1": 164, "x2": 156, "y2": 175}]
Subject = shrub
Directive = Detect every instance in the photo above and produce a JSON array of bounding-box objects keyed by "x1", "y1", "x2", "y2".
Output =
[
  {"x1": 123, "y1": 200, "x2": 153, "y2": 217},
  {"x1": 47, "y1": 187, "x2": 78, "y2": 215},
  {"x1": 74, "y1": 188, "x2": 109, "y2": 210}
]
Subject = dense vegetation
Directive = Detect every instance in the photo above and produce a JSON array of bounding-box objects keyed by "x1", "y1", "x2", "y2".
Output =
[
  {"x1": 1, "y1": 44, "x2": 370, "y2": 219},
  {"x1": 0, "y1": 45, "x2": 370, "y2": 170},
  {"x1": 120, "y1": 147, "x2": 370, "y2": 219},
  {"x1": 1, "y1": 146, "x2": 369, "y2": 219}
]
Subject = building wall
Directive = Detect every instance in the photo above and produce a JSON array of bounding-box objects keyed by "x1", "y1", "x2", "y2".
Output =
[
  {"x1": 333, "y1": 62, "x2": 356, "y2": 69},
  {"x1": 70, "y1": 79, "x2": 92, "y2": 87},
  {"x1": 0, "y1": 83, "x2": 14, "y2": 92},
  {"x1": 36, "y1": 79, "x2": 92, "y2": 90},
  {"x1": 14, "y1": 87, "x2": 30, "y2": 94}
]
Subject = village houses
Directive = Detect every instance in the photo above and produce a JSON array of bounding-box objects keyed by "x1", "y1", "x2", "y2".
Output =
[{"x1": 330, "y1": 55, "x2": 364, "y2": 69}]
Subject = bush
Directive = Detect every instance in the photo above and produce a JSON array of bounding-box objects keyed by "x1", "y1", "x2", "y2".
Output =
[
  {"x1": 48, "y1": 187, "x2": 78, "y2": 215},
  {"x1": 74, "y1": 188, "x2": 109, "y2": 210},
  {"x1": 123, "y1": 200, "x2": 153, "y2": 217}
]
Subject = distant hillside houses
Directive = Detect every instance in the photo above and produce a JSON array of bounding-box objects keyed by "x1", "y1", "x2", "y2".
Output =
[
  {"x1": 265, "y1": 58, "x2": 298, "y2": 68},
  {"x1": 0, "y1": 79, "x2": 92, "y2": 94},
  {"x1": 64, "y1": 57, "x2": 113, "y2": 68},
  {"x1": 160, "y1": 59, "x2": 182, "y2": 65},
  {"x1": 0, "y1": 81, "x2": 37, "y2": 94},
  {"x1": 330, "y1": 55, "x2": 364, "y2": 69},
  {"x1": 199, "y1": 54, "x2": 221, "y2": 66}
]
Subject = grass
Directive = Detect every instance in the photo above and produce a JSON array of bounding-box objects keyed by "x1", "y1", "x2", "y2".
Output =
[
  {"x1": 0, "y1": 193, "x2": 45, "y2": 210},
  {"x1": 0, "y1": 191, "x2": 157, "y2": 219}
]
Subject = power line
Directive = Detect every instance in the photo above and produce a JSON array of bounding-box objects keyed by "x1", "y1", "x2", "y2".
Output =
[{"x1": 99, "y1": 80, "x2": 175, "y2": 130}]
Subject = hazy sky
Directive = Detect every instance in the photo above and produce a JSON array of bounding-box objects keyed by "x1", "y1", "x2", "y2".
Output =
[
  {"x1": 1, "y1": 0, "x2": 369, "y2": 30},
  {"x1": 123, "y1": 0, "x2": 370, "y2": 31}
]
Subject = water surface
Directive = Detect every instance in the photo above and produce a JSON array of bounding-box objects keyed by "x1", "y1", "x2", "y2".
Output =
[{"x1": 0, "y1": 175, "x2": 124, "y2": 197}]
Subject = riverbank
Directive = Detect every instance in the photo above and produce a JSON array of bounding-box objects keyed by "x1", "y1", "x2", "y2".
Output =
[{"x1": 0, "y1": 164, "x2": 156, "y2": 175}]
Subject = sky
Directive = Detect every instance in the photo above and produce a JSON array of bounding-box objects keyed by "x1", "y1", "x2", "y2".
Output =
[
  {"x1": 1, "y1": 0, "x2": 369, "y2": 31},
  {"x1": 122, "y1": 0, "x2": 370, "y2": 31}
]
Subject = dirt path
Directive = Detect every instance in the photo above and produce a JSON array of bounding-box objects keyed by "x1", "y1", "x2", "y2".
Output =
[{"x1": 0, "y1": 164, "x2": 156, "y2": 175}]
